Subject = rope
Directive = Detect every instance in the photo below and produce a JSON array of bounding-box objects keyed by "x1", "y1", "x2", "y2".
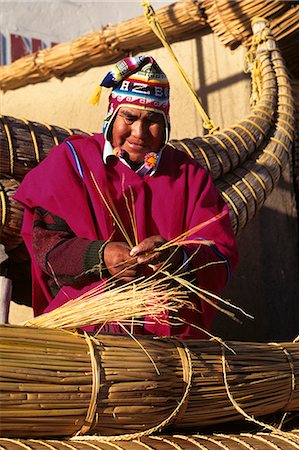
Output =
[
  {"x1": 74, "y1": 333, "x2": 101, "y2": 436},
  {"x1": 0, "y1": 182, "x2": 7, "y2": 226},
  {"x1": 141, "y1": 0, "x2": 218, "y2": 133},
  {"x1": 269, "y1": 343, "x2": 296, "y2": 413},
  {"x1": 42, "y1": 122, "x2": 60, "y2": 146}
]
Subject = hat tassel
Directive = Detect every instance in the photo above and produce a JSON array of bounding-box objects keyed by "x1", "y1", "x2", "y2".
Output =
[{"x1": 89, "y1": 85, "x2": 102, "y2": 105}]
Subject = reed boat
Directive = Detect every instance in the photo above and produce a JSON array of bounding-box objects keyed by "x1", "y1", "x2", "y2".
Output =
[{"x1": 0, "y1": 1, "x2": 299, "y2": 444}]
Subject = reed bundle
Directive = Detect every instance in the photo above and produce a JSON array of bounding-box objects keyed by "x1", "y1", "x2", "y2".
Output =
[
  {"x1": 0, "y1": 1, "x2": 208, "y2": 92},
  {"x1": 0, "y1": 115, "x2": 91, "y2": 181},
  {"x1": 202, "y1": 0, "x2": 298, "y2": 48},
  {"x1": 1, "y1": 324, "x2": 299, "y2": 439},
  {"x1": 0, "y1": 431, "x2": 299, "y2": 449},
  {"x1": 0, "y1": 179, "x2": 23, "y2": 252},
  {"x1": 202, "y1": 0, "x2": 299, "y2": 79}
]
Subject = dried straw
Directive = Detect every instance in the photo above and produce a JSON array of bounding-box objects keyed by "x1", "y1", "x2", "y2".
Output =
[
  {"x1": 1, "y1": 324, "x2": 299, "y2": 439},
  {"x1": 0, "y1": 1, "x2": 208, "y2": 91},
  {"x1": 24, "y1": 275, "x2": 191, "y2": 331}
]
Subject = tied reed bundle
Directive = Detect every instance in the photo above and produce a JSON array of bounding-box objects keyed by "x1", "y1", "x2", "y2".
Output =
[
  {"x1": 202, "y1": 0, "x2": 297, "y2": 48},
  {"x1": 0, "y1": 115, "x2": 91, "y2": 181},
  {"x1": 0, "y1": 1, "x2": 208, "y2": 91},
  {"x1": 0, "y1": 179, "x2": 23, "y2": 251},
  {"x1": 1, "y1": 431, "x2": 299, "y2": 449},
  {"x1": 1, "y1": 325, "x2": 299, "y2": 439}
]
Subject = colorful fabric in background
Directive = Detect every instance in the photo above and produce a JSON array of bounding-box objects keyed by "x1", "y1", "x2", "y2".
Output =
[{"x1": 100, "y1": 55, "x2": 171, "y2": 145}]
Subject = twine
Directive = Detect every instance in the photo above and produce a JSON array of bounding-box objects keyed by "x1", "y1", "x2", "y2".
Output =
[
  {"x1": 224, "y1": 127, "x2": 250, "y2": 153},
  {"x1": 216, "y1": 130, "x2": 241, "y2": 163},
  {"x1": 208, "y1": 134, "x2": 234, "y2": 172},
  {"x1": 236, "y1": 124, "x2": 257, "y2": 145},
  {"x1": 42, "y1": 122, "x2": 60, "y2": 146},
  {"x1": 148, "y1": 436, "x2": 183, "y2": 450},
  {"x1": 192, "y1": 139, "x2": 216, "y2": 173},
  {"x1": 269, "y1": 343, "x2": 296, "y2": 413},
  {"x1": 0, "y1": 182, "x2": 7, "y2": 226},
  {"x1": 74, "y1": 333, "x2": 101, "y2": 436}
]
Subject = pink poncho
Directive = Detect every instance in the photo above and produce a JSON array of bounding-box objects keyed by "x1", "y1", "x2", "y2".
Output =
[{"x1": 15, "y1": 133, "x2": 238, "y2": 339}]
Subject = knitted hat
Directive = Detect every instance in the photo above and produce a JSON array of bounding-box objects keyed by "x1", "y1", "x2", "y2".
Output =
[{"x1": 91, "y1": 56, "x2": 170, "y2": 145}]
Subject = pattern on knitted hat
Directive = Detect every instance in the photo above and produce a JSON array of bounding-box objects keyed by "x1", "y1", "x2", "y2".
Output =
[{"x1": 100, "y1": 56, "x2": 170, "y2": 145}]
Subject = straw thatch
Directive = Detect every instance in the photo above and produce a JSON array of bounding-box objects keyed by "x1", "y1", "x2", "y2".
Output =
[
  {"x1": 0, "y1": 17, "x2": 295, "y2": 256},
  {"x1": 1, "y1": 432, "x2": 299, "y2": 449},
  {"x1": 0, "y1": 1, "x2": 208, "y2": 92},
  {"x1": 1, "y1": 324, "x2": 299, "y2": 439}
]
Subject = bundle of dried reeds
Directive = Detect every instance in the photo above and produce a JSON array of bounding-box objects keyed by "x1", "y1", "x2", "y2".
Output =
[
  {"x1": 0, "y1": 115, "x2": 91, "y2": 180},
  {"x1": 0, "y1": 1, "x2": 208, "y2": 91},
  {"x1": 1, "y1": 431, "x2": 299, "y2": 449},
  {"x1": 1, "y1": 324, "x2": 299, "y2": 438},
  {"x1": 202, "y1": 0, "x2": 298, "y2": 48},
  {"x1": 0, "y1": 179, "x2": 23, "y2": 252}
]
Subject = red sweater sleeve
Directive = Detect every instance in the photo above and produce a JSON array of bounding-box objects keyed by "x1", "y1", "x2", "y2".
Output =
[{"x1": 32, "y1": 207, "x2": 107, "y2": 296}]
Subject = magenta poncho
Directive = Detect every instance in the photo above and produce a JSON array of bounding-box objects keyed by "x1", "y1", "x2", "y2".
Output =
[{"x1": 15, "y1": 133, "x2": 238, "y2": 339}]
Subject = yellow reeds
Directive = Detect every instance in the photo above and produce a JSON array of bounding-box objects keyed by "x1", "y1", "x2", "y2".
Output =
[
  {"x1": 1, "y1": 324, "x2": 299, "y2": 439},
  {"x1": 24, "y1": 275, "x2": 191, "y2": 331}
]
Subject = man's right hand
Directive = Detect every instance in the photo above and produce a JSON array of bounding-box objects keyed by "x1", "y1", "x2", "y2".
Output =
[{"x1": 103, "y1": 242, "x2": 138, "y2": 281}]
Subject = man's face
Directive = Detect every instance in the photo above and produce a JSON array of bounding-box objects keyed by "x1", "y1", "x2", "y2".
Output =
[{"x1": 111, "y1": 107, "x2": 165, "y2": 163}]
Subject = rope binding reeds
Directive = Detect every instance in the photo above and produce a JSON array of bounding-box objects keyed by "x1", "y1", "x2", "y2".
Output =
[{"x1": 1, "y1": 324, "x2": 299, "y2": 439}]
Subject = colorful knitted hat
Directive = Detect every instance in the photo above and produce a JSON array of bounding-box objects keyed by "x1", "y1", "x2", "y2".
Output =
[{"x1": 91, "y1": 56, "x2": 170, "y2": 145}]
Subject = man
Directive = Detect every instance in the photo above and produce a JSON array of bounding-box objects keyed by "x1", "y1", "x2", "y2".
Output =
[{"x1": 15, "y1": 55, "x2": 238, "y2": 338}]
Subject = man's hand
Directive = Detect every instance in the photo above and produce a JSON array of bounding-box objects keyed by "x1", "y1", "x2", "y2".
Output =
[
  {"x1": 103, "y1": 242, "x2": 138, "y2": 281},
  {"x1": 130, "y1": 235, "x2": 184, "y2": 273}
]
